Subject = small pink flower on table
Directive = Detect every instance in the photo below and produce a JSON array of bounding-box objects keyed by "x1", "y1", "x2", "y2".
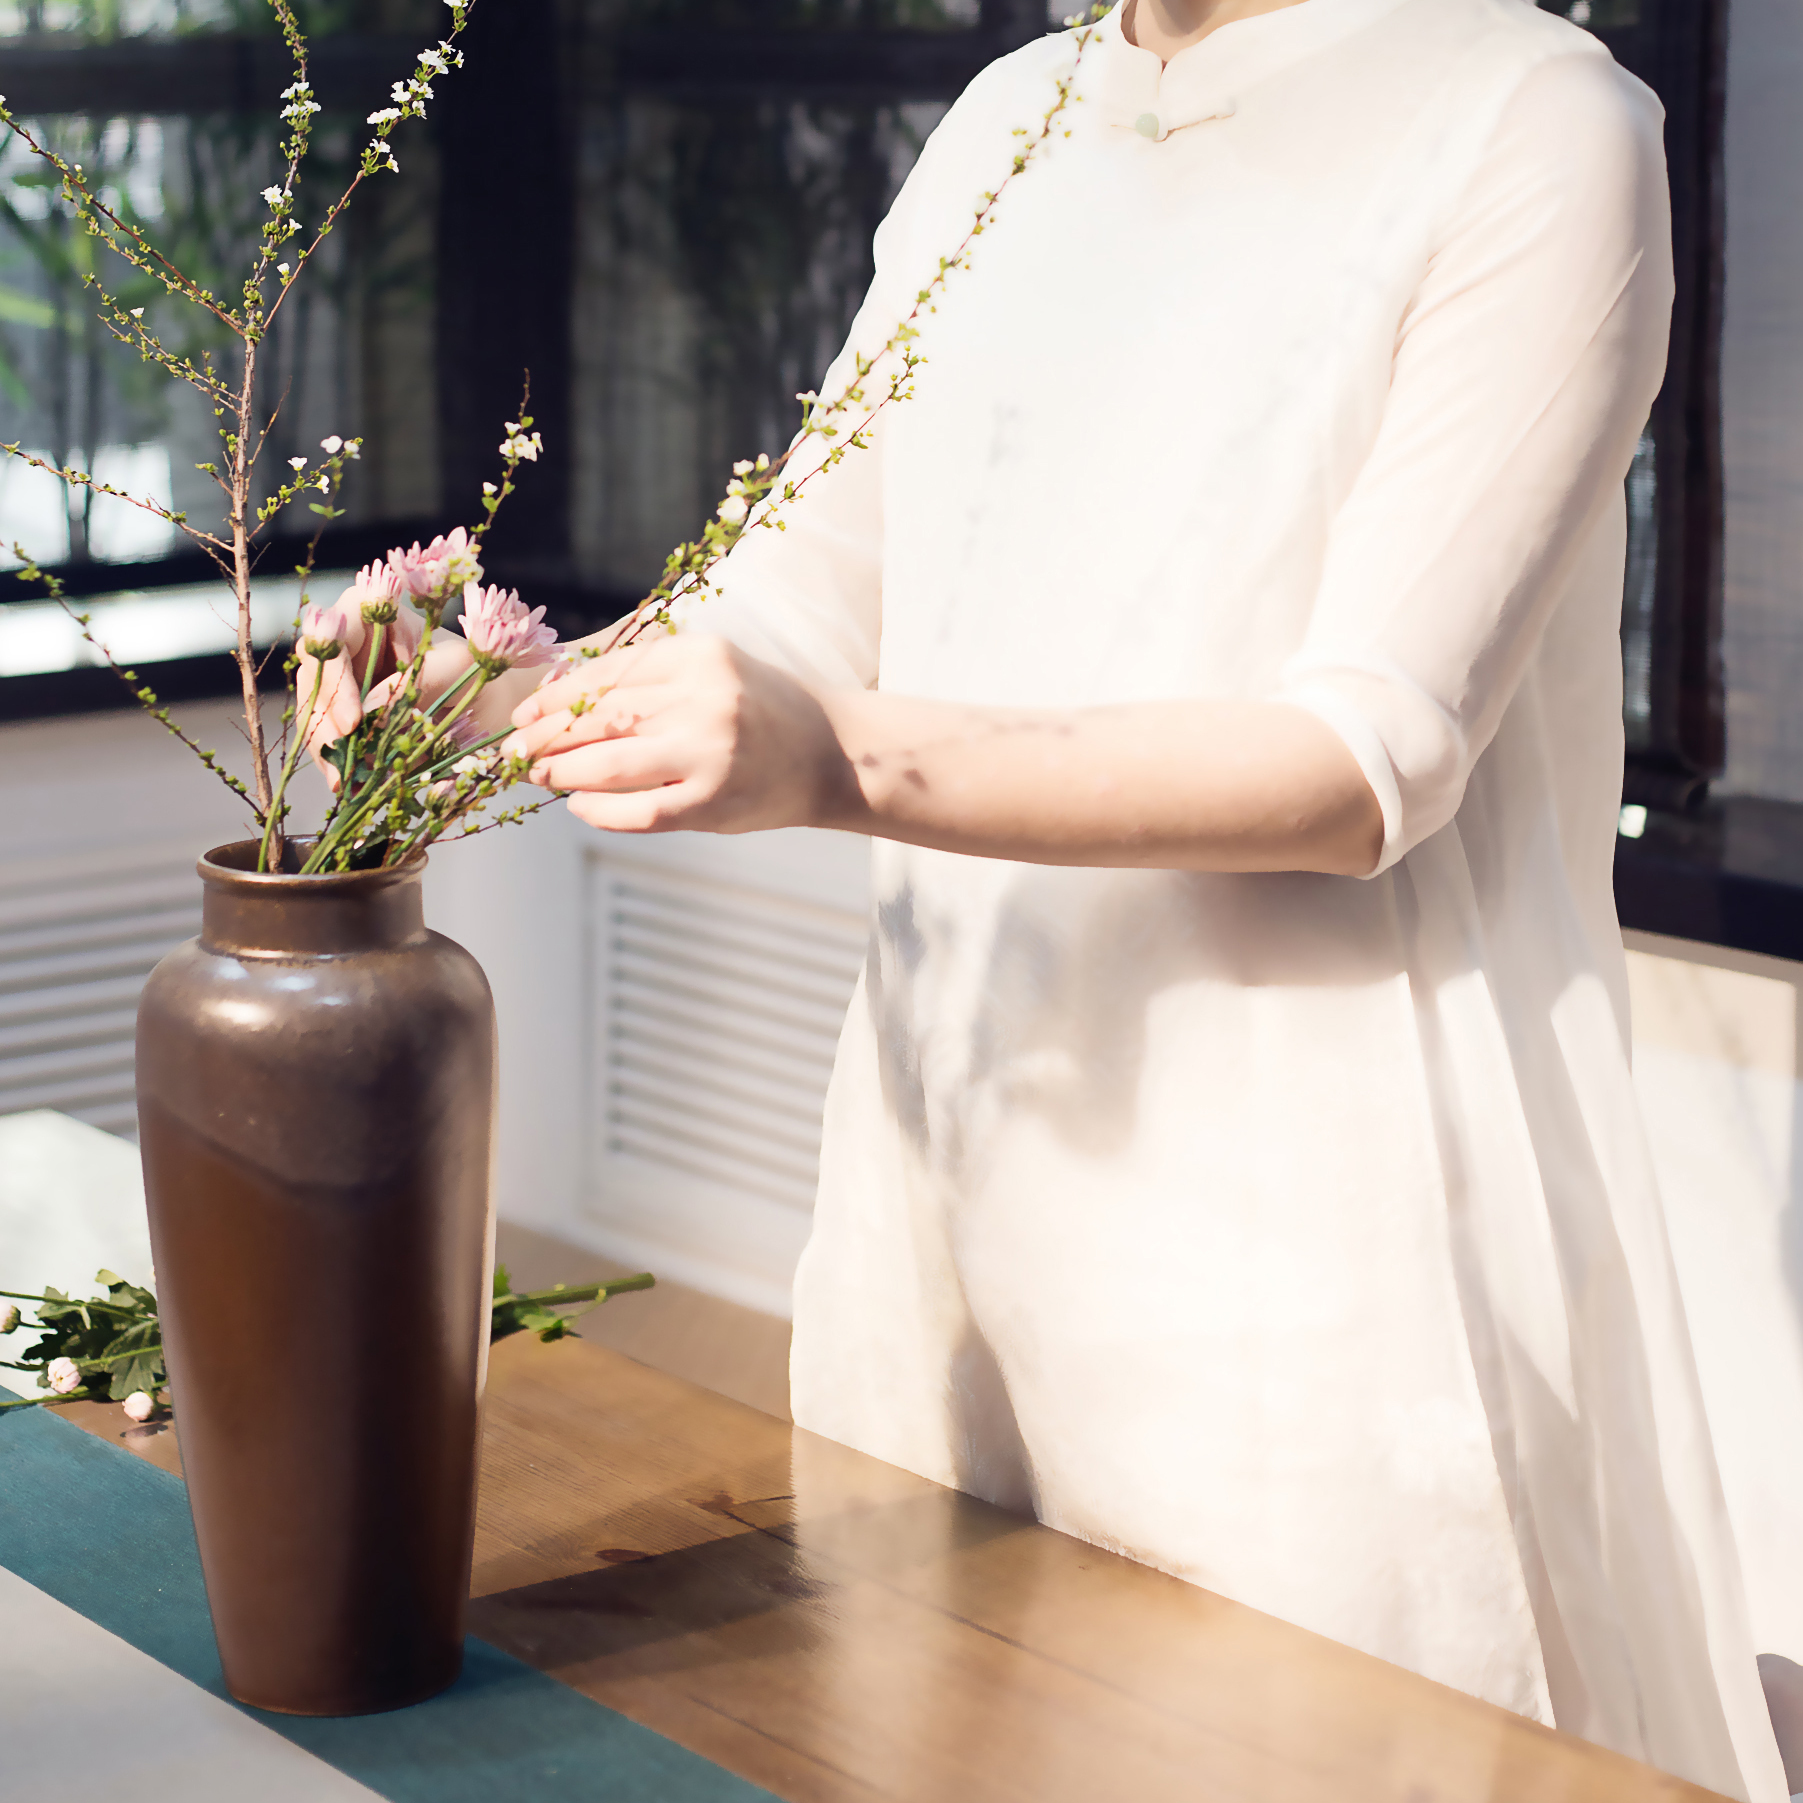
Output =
[
  {"x1": 460, "y1": 581, "x2": 559, "y2": 674},
  {"x1": 122, "y1": 1391, "x2": 157, "y2": 1422},
  {"x1": 47, "y1": 1356, "x2": 81, "y2": 1395}
]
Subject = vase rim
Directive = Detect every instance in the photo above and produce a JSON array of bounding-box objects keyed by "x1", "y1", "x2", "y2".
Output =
[{"x1": 200, "y1": 839, "x2": 428, "y2": 893}]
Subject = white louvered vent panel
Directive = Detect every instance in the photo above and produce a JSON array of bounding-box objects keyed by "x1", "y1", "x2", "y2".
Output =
[
  {"x1": 0, "y1": 842, "x2": 202, "y2": 1137},
  {"x1": 589, "y1": 863, "x2": 868, "y2": 1217}
]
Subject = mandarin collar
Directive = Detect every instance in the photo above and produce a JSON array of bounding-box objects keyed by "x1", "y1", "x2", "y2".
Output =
[{"x1": 1080, "y1": 0, "x2": 1415, "y2": 141}]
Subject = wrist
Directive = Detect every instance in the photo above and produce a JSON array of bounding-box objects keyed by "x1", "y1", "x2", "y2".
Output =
[{"x1": 809, "y1": 687, "x2": 880, "y2": 834}]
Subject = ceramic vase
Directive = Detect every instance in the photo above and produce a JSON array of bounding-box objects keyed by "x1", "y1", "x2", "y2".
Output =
[{"x1": 135, "y1": 840, "x2": 496, "y2": 1716}]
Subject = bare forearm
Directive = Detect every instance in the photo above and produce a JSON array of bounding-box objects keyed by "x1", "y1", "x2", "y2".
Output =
[
  {"x1": 812, "y1": 690, "x2": 1384, "y2": 876},
  {"x1": 507, "y1": 636, "x2": 1384, "y2": 877}
]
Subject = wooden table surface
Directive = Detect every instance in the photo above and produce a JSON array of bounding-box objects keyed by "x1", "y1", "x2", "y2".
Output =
[{"x1": 68, "y1": 1332, "x2": 1723, "y2": 1803}]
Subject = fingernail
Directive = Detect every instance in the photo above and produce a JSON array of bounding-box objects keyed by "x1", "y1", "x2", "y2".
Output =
[{"x1": 500, "y1": 732, "x2": 526, "y2": 759}]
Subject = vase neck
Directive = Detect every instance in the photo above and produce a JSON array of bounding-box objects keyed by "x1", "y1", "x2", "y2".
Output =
[{"x1": 198, "y1": 843, "x2": 427, "y2": 956}]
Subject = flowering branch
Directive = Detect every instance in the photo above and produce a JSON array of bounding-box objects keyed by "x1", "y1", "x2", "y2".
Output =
[
  {"x1": 0, "y1": 110, "x2": 241, "y2": 332},
  {"x1": 8, "y1": 550, "x2": 259, "y2": 810},
  {"x1": 263, "y1": 18, "x2": 472, "y2": 329},
  {"x1": 0, "y1": 444, "x2": 210, "y2": 544},
  {"x1": 472, "y1": 376, "x2": 541, "y2": 546},
  {"x1": 0, "y1": 0, "x2": 478, "y2": 841}
]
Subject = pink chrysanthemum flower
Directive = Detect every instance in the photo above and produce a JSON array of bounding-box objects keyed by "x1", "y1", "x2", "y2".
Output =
[
  {"x1": 460, "y1": 581, "x2": 559, "y2": 672},
  {"x1": 299, "y1": 600, "x2": 358, "y2": 660},
  {"x1": 122, "y1": 1391, "x2": 156, "y2": 1422},
  {"x1": 386, "y1": 528, "x2": 482, "y2": 606},
  {"x1": 342, "y1": 564, "x2": 426, "y2": 663},
  {"x1": 47, "y1": 1356, "x2": 82, "y2": 1395}
]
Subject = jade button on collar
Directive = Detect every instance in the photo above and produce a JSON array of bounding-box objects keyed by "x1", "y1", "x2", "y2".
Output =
[{"x1": 1134, "y1": 112, "x2": 1160, "y2": 139}]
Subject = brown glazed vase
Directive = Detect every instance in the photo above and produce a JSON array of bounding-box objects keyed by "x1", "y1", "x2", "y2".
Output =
[{"x1": 135, "y1": 840, "x2": 496, "y2": 1716}]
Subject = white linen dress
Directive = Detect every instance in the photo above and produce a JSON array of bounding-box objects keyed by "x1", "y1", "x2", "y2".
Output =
[{"x1": 680, "y1": 1, "x2": 1790, "y2": 1795}]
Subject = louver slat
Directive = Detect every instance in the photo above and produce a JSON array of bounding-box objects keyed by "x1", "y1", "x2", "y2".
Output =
[
  {"x1": 0, "y1": 842, "x2": 202, "y2": 1140},
  {"x1": 589, "y1": 860, "x2": 867, "y2": 1223}
]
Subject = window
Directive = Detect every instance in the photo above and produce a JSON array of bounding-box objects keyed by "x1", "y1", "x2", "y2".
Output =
[{"x1": 3, "y1": 0, "x2": 1782, "y2": 843}]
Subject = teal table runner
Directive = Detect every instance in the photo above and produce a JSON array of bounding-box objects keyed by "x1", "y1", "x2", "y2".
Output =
[{"x1": 0, "y1": 1395, "x2": 776, "y2": 1803}]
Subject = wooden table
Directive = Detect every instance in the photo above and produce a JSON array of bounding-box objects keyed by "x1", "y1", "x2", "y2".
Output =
[{"x1": 70, "y1": 1333, "x2": 1722, "y2": 1803}]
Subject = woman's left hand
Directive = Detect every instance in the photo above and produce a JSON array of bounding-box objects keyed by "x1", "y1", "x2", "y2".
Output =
[{"x1": 502, "y1": 634, "x2": 853, "y2": 835}]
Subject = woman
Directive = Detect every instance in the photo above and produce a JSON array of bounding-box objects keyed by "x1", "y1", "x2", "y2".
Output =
[{"x1": 358, "y1": 0, "x2": 1794, "y2": 1793}]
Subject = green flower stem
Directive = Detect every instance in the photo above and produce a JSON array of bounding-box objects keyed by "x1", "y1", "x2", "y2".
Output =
[
  {"x1": 420, "y1": 657, "x2": 483, "y2": 722},
  {"x1": 306, "y1": 632, "x2": 436, "y2": 868},
  {"x1": 0, "y1": 1385, "x2": 94, "y2": 1410},
  {"x1": 307, "y1": 665, "x2": 493, "y2": 872},
  {"x1": 74, "y1": 1346, "x2": 164, "y2": 1370},
  {"x1": 502, "y1": 1274, "x2": 655, "y2": 1310},
  {"x1": 259, "y1": 659, "x2": 326, "y2": 872},
  {"x1": 359, "y1": 619, "x2": 388, "y2": 703},
  {"x1": 418, "y1": 724, "x2": 510, "y2": 783},
  {"x1": 430, "y1": 669, "x2": 489, "y2": 739},
  {"x1": 327, "y1": 624, "x2": 442, "y2": 810}
]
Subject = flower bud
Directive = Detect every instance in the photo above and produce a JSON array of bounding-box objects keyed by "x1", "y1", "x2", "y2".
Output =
[
  {"x1": 361, "y1": 598, "x2": 398, "y2": 626},
  {"x1": 47, "y1": 1357, "x2": 82, "y2": 1395},
  {"x1": 122, "y1": 1391, "x2": 156, "y2": 1423},
  {"x1": 0, "y1": 1303, "x2": 18, "y2": 1335}
]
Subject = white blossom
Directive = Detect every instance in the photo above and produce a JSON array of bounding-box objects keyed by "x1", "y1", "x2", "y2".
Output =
[
  {"x1": 482, "y1": 481, "x2": 496, "y2": 495},
  {"x1": 47, "y1": 1357, "x2": 81, "y2": 1395},
  {"x1": 321, "y1": 435, "x2": 344, "y2": 454},
  {"x1": 261, "y1": 184, "x2": 286, "y2": 206},
  {"x1": 289, "y1": 456, "x2": 308, "y2": 470},
  {"x1": 733, "y1": 459, "x2": 753, "y2": 476},
  {"x1": 367, "y1": 107, "x2": 402, "y2": 126},
  {"x1": 129, "y1": 307, "x2": 144, "y2": 318},
  {"x1": 717, "y1": 494, "x2": 749, "y2": 525},
  {"x1": 276, "y1": 262, "x2": 290, "y2": 277}
]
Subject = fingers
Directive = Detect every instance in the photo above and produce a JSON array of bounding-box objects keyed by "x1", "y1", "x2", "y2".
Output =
[
  {"x1": 512, "y1": 636, "x2": 680, "y2": 728},
  {"x1": 566, "y1": 785, "x2": 699, "y2": 834},
  {"x1": 513, "y1": 665, "x2": 611, "y2": 729},
  {"x1": 502, "y1": 681, "x2": 671, "y2": 762},
  {"x1": 528, "y1": 735, "x2": 688, "y2": 796},
  {"x1": 300, "y1": 653, "x2": 367, "y2": 786}
]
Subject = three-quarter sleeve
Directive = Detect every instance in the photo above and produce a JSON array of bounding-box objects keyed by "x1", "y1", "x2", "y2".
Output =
[{"x1": 1275, "y1": 51, "x2": 1674, "y2": 875}]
